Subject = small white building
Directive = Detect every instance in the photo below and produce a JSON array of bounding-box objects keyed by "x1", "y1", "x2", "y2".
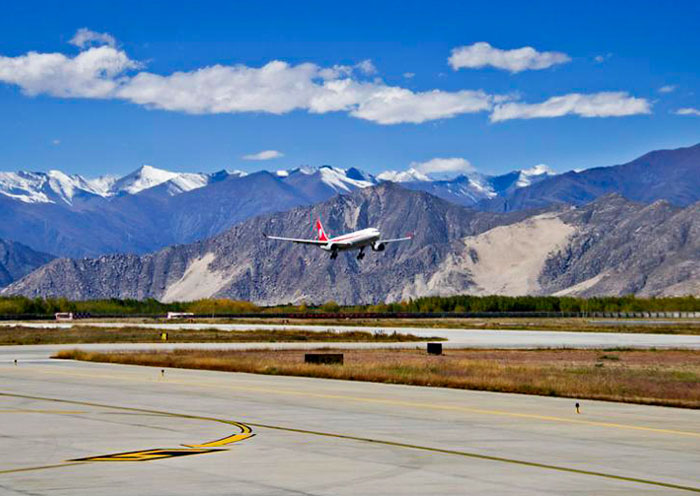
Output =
[
  {"x1": 55, "y1": 312, "x2": 73, "y2": 321},
  {"x1": 166, "y1": 312, "x2": 195, "y2": 320}
]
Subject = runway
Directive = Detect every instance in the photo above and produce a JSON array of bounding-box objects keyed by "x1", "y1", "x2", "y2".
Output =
[
  {"x1": 3, "y1": 321, "x2": 700, "y2": 349},
  {"x1": 1, "y1": 346, "x2": 698, "y2": 494}
]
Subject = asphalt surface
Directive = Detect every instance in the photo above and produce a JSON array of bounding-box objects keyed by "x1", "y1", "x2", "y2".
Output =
[
  {"x1": 1, "y1": 345, "x2": 699, "y2": 495},
  {"x1": 3, "y1": 321, "x2": 700, "y2": 349}
]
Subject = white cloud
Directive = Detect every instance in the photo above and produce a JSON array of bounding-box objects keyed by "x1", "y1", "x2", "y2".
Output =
[
  {"x1": 658, "y1": 85, "x2": 677, "y2": 94},
  {"x1": 403, "y1": 72, "x2": 415, "y2": 79},
  {"x1": 449, "y1": 42, "x2": 570, "y2": 73},
  {"x1": 119, "y1": 61, "x2": 322, "y2": 114},
  {"x1": 349, "y1": 88, "x2": 493, "y2": 124},
  {"x1": 410, "y1": 157, "x2": 475, "y2": 176},
  {"x1": 0, "y1": 43, "x2": 490, "y2": 124},
  {"x1": 0, "y1": 31, "x2": 653, "y2": 127},
  {"x1": 318, "y1": 59, "x2": 376, "y2": 80},
  {"x1": 594, "y1": 53, "x2": 612, "y2": 63},
  {"x1": 51, "y1": 139, "x2": 61, "y2": 145},
  {"x1": 69, "y1": 28, "x2": 116, "y2": 49},
  {"x1": 242, "y1": 150, "x2": 284, "y2": 160},
  {"x1": 118, "y1": 62, "x2": 494, "y2": 124},
  {"x1": 356, "y1": 59, "x2": 377, "y2": 75},
  {"x1": 490, "y1": 92, "x2": 651, "y2": 122},
  {"x1": 0, "y1": 45, "x2": 138, "y2": 98},
  {"x1": 675, "y1": 107, "x2": 700, "y2": 116}
]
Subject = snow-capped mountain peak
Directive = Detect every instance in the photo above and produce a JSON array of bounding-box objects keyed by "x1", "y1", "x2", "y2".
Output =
[
  {"x1": 111, "y1": 165, "x2": 181, "y2": 195},
  {"x1": 0, "y1": 165, "x2": 214, "y2": 204},
  {"x1": 45, "y1": 170, "x2": 87, "y2": 204},
  {"x1": 0, "y1": 170, "x2": 117, "y2": 204},
  {"x1": 0, "y1": 171, "x2": 51, "y2": 203},
  {"x1": 84, "y1": 174, "x2": 119, "y2": 197},
  {"x1": 278, "y1": 165, "x2": 376, "y2": 192},
  {"x1": 0, "y1": 162, "x2": 559, "y2": 208},
  {"x1": 318, "y1": 166, "x2": 374, "y2": 192},
  {"x1": 110, "y1": 165, "x2": 211, "y2": 196},
  {"x1": 162, "y1": 172, "x2": 209, "y2": 195}
]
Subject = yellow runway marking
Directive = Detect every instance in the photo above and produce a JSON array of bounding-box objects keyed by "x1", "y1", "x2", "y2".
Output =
[
  {"x1": 0, "y1": 390, "x2": 253, "y2": 469},
  {"x1": 1, "y1": 392, "x2": 698, "y2": 492},
  {"x1": 4, "y1": 365, "x2": 694, "y2": 437},
  {"x1": 183, "y1": 427, "x2": 254, "y2": 448},
  {"x1": 70, "y1": 448, "x2": 223, "y2": 462}
]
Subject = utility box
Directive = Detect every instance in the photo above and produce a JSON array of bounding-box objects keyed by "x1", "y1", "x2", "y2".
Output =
[
  {"x1": 427, "y1": 343, "x2": 443, "y2": 355},
  {"x1": 305, "y1": 353, "x2": 344, "y2": 365}
]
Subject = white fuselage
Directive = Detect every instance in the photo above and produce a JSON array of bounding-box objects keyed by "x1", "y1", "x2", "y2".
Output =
[{"x1": 320, "y1": 228, "x2": 380, "y2": 252}]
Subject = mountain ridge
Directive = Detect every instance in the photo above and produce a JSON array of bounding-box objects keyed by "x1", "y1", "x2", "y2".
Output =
[
  {"x1": 481, "y1": 143, "x2": 700, "y2": 211},
  {"x1": 0, "y1": 143, "x2": 697, "y2": 259},
  {"x1": 6, "y1": 185, "x2": 697, "y2": 303}
]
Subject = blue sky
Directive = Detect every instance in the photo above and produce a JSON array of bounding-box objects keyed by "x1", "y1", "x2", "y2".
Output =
[{"x1": 0, "y1": 0, "x2": 698, "y2": 178}]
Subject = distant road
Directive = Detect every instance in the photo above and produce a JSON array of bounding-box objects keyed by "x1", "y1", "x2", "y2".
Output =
[{"x1": 3, "y1": 322, "x2": 699, "y2": 349}]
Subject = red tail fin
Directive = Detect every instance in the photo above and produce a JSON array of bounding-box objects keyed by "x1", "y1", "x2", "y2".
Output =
[{"x1": 315, "y1": 219, "x2": 329, "y2": 242}]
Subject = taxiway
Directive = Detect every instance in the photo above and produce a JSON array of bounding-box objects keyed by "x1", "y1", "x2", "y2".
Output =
[{"x1": 0, "y1": 345, "x2": 698, "y2": 495}]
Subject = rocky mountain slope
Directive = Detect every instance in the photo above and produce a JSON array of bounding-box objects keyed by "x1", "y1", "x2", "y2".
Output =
[
  {"x1": 6, "y1": 184, "x2": 697, "y2": 303},
  {"x1": 0, "y1": 240, "x2": 54, "y2": 288},
  {"x1": 541, "y1": 197, "x2": 700, "y2": 296}
]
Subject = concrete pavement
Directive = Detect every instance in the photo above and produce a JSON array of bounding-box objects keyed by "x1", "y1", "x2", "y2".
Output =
[{"x1": 0, "y1": 345, "x2": 698, "y2": 495}]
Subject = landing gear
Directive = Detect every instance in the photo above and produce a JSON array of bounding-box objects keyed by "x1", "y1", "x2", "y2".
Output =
[
  {"x1": 330, "y1": 250, "x2": 338, "y2": 260},
  {"x1": 356, "y1": 248, "x2": 365, "y2": 260}
]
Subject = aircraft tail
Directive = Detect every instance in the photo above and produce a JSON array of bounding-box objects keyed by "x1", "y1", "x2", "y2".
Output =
[{"x1": 314, "y1": 219, "x2": 329, "y2": 242}]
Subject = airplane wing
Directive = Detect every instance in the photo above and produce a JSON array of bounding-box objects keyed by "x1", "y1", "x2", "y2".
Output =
[
  {"x1": 263, "y1": 234, "x2": 328, "y2": 245},
  {"x1": 378, "y1": 236, "x2": 413, "y2": 244}
]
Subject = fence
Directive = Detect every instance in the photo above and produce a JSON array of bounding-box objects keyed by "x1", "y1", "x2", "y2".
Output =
[{"x1": 0, "y1": 311, "x2": 698, "y2": 321}]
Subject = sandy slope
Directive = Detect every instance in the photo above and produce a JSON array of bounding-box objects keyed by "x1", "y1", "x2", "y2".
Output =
[{"x1": 454, "y1": 214, "x2": 575, "y2": 296}]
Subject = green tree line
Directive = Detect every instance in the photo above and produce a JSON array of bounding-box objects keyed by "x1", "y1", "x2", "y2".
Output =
[
  {"x1": 0, "y1": 294, "x2": 697, "y2": 316},
  {"x1": 350, "y1": 295, "x2": 700, "y2": 313}
]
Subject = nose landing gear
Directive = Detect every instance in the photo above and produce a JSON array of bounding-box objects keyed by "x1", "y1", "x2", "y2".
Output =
[{"x1": 356, "y1": 248, "x2": 365, "y2": 260}]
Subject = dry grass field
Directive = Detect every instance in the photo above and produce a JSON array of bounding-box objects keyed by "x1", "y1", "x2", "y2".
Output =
[
  {"x1": 55, "y1": 348, "x2": 700, "y2": 408},
  {"x1": 0, "y1": 326, "x2": 435, "y2": 345}
]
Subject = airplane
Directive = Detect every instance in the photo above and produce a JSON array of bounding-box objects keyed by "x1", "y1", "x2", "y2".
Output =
[{"x1": 264, "y1": 219, "x2": 412, "y2": 260}]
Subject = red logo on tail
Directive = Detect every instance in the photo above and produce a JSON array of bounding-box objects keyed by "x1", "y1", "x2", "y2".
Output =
[{"x1": 315, "y1": 219, "x2": 329, "y2": 241}]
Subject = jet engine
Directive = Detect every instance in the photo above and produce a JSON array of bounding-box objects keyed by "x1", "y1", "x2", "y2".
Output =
[{"x1": 371, "y1": 242, "x2": 386, "y2": 252}]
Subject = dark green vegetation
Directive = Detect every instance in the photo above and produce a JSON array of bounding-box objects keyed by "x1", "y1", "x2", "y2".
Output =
[
  {"x1": 0, "y1": 294, "x2": 698, "y2": 317},
  {"x1": 382, "y1": 295, "x2": 700, "y2": 313},
  {"x1": 55, "y1": 348, "x2": 700, "y2": 409},
  {"x1": 0, "y1": 326, "x2": 435, "y2": 345}
]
